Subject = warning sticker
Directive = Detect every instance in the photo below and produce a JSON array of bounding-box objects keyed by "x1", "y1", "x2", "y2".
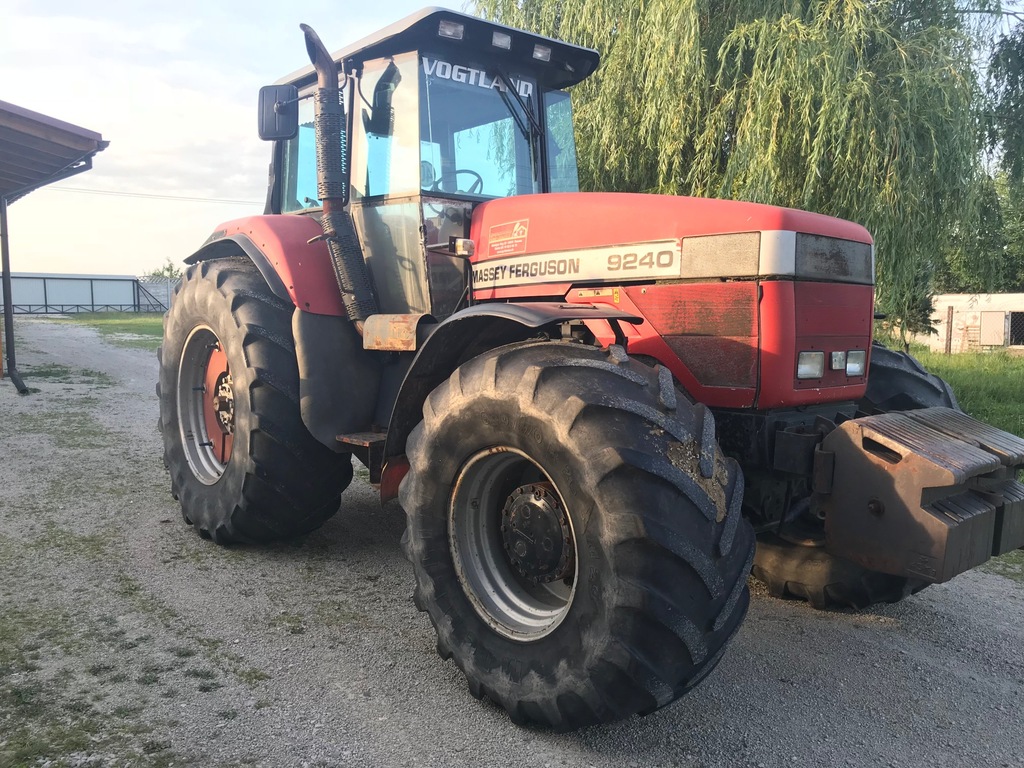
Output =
[{"x1": 488, "y1": 219, "x2": 529, "y2": 257}]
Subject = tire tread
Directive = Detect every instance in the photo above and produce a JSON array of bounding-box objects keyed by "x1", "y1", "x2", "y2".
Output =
[
  {"x1": 399, "y1": 340, "x2": 755, "y2": 729},
  {"x1": 159, "y1": 257, "x2": 351, "y2": 543}
]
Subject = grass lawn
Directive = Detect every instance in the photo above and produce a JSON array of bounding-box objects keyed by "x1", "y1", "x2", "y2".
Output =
[
  {"x1": 909, "y1": 346, "x2": 1024, "y2": 581},
  {"x1": 54, "y1": 313, "x2": 164, "y2": 351},
  {"x1": 910, "y1": 346, "x2": 1024, "y2": 439}
]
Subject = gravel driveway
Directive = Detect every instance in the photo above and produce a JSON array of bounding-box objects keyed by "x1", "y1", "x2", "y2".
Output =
[{"x1": 1, "y1": 316, "x2": 1022, "y2": 768}]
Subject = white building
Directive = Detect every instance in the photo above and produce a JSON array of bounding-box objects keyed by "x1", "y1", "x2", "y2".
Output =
[{"x1": 921, "y1": 293, "x2": 1024, "y2": 352}]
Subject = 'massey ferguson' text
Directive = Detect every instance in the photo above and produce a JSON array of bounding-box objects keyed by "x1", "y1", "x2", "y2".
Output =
[{"x1": 471, "y1": 241, "x2": 682, "y2": 289}]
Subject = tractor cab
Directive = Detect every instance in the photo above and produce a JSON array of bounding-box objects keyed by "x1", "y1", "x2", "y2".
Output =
[{"x1": 261, "y1": 8, "x2": 598, "y2": 320}]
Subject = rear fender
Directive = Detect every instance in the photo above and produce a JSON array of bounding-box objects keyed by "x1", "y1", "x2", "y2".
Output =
[
  {"x1": 187, "y1": 217, "x2": 377, "y2": 451},
  {"x1": 293, "y1": 309, "x2": 380, "y2": 451},
  {"x1": 380, "y1": 302, "x2": 641, "y2": 501},
  {"x1": 187, "y1": 215, "x2": 346, "y2": 316}
]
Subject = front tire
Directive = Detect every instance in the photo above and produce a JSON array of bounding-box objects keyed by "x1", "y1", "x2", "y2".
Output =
[
  {"x1": 752, "y1": 534, "x2": 927, "y2": 609},
  {"x1": 158, "y1": 257, "x2": 351, "y2": 543},
  {"x1": 400, "y1": 341, "x2": 754, "y2": 730},
  {"x1": 752, "y1": 342, "x2": 955, "y2": 609}
]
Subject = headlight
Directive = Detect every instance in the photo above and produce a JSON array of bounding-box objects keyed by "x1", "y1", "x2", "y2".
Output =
[
  {"x1": 846, "y1": 350, "x2": 867, "y2": 377},
  {"x1": 830, "y1": 351, "x2": 846, "y2": 371},
  {"x1": 797, "y1": 351, "x2": 825, "y2": 379}
]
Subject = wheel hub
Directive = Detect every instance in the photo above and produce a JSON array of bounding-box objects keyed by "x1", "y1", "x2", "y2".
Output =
[
  {"x1": 178, "y1": 327, "x2": 234, "y2": 484},
  {"x1": 501, "y1": 483, "x2": 574, "y2": 584},
  {"x1": 212, "y1": 372, "x2": 235, "y2": 433}
]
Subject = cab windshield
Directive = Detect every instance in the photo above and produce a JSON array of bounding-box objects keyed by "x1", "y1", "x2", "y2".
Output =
[
  {"x1": 419, "y1": 55, "x2": 577, "y2": 198},
  {"x1": 279, "y1": 54, "x2": 580, "y2": 212}
]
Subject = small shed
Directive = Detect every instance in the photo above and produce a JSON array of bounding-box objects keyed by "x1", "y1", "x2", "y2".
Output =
[
  {"x1": 922, "y1": 293, "x2": 1024, "y2": 353},
  {"x1": 0, "y1": 99, "x2": 108, "y2": 391}
]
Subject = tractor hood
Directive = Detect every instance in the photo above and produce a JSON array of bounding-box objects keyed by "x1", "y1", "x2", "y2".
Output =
[{"x1": 468, "y1": 192, "x2": 873, "y2": 298}]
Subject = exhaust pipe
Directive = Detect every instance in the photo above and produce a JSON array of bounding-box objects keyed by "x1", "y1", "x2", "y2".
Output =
[{"x1": 300, "y1": 23, "x2": 377, "y2": 335}]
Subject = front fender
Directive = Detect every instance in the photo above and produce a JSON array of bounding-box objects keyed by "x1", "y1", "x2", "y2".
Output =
[
  {"x1": 380, "y1": 302, "x2": 641, "y2": 501},
  {"x1": 187, "y1": 215, "x2": 346, "y2": 316}
]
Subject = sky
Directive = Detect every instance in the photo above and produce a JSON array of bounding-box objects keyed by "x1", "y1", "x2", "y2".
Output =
[{"x1": 1, "y1": 0, "x2": 464, "y2": 276}]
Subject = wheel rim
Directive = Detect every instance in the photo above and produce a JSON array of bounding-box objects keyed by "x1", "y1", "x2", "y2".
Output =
[
  {"x1": 177, "y1": 326, "x2": 234, "y2": 485},
  {"x1": 449, "y1": 447, "x2": 578, "y2": 641}
]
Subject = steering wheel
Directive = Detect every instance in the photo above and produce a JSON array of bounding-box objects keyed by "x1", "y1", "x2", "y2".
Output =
[{"x1": 435, "y1": 169, "x2": 484, "y2": 196}]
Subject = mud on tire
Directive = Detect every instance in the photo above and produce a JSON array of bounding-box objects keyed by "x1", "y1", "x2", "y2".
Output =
[
  {"x1": 158, "y1": 257, "x2": 351, "y2": 543},
  {"x1": 399, "y1": 341, "x2": 755, "y2": 730}
]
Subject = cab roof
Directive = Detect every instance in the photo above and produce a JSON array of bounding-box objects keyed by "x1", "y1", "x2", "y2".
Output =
[{"x1": 277, "y1": 7, "x2": 600, "y2": 91}]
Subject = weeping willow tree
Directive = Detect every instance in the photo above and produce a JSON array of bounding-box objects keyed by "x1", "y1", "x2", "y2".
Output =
[
  {"x1": 989, "y1": 19, "x2": 1024, "y2": 183},
  {"x1": 474, "y1": 0, "x2": 998, "y2": 344}
]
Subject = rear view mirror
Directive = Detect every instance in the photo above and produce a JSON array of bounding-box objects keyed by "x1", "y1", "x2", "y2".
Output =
[
  {"x1": 258, "y1": 85, "x2": 299, "y2": 141},
  {"x1": 363, "y1": 60, "x2": 401, "y2": 137}
]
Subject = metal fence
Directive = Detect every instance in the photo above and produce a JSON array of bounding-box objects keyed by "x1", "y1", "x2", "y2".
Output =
[
  {"x1": 1011, "y1": 312, "x2": 1024, "y2": 347},
  {"x1": 0, "y1": 273, "x2": 169, "y2": 314},
  {"x1": 136, "y1": 276, "x2": 178, "y2": 312}
]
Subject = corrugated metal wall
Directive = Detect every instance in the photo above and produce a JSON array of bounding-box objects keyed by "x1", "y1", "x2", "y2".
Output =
[{"x1": 0, "y1": 272, "x2": 168, "y2": 313}]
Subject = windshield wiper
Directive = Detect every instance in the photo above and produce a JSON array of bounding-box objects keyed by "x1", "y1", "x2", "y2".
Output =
[
  {"x1": 495, "y1": 69, "x2": 542, "y2": 138},
  {"x1": 494, "y1": 81, "x2": 531, "y2": 143}
]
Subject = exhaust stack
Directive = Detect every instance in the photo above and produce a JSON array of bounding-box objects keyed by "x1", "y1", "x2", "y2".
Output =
[{"x1": 300, "y1": 23, "x2": 377, "y2": 334}]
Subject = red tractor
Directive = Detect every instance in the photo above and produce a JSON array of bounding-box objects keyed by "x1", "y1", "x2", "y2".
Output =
[{"x1": 158, "y1": 9, "x2": 1024, "y2": 730}]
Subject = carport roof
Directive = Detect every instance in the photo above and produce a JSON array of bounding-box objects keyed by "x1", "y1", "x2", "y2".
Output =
[
  {"x1": 0, "y1": 99, "x2": 108, "y2": 203},
  {"x1": 2, "y1": 101, "x2": 107, "y2": 394}
]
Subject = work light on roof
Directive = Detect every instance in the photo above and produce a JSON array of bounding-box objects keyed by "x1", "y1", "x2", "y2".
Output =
[
  {"x1": 533, "y1": 44, "x2": 552, "y2": 62},
  {"x1": 492, "y1": 31, "x2": 512, "y2": 50},
  {"x1": 438, "y1": 20, "x2": 464, "y2": 40}
]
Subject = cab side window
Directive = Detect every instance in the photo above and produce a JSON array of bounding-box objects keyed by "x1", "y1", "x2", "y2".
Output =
[
  {"x1": 281, "y1": 97, "x2": 320, "y2": 212},
  {"x1": 544, "y1": 90, "x2": 580, "y2": 193},
  {"x1": 351, "y1": 53, "x2": 420, "y2": 199}
]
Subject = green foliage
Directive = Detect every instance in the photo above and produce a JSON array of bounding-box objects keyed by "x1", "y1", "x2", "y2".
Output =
[
  {"x1": 473, "y1": 0, "x2": 1001, "y2": 338},
  {"x1": 874, "y1": 272, "x2": 939, "y2": 352},
  {"x1": 1000, "y1": 177, "x2": 1024, "y2": 291},
  {"x1": 988, "y1": 23, "x2": 1024, "y2": 183},
  {"x1": 144, "y1": 258, "x2": 183, "y2": 280},
  {"x1": 936, "y1": 172, "x2": 1024, "y2": 293},
  {"x1": 934, "y1": 174, "x2": 1006, "y2": 294}
]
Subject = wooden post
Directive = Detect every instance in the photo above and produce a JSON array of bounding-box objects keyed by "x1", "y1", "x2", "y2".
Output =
[{"x1": 944, "y1": 305, "x2": 954, "y2": 355}]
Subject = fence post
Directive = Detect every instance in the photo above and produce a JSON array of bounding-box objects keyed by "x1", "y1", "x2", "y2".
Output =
[
  {"x1": 944, "y1": 305, "x2": 954, "y2": 355},
  {"x1": 0, "y1": 195, "x2": 27, "y2": 391}
]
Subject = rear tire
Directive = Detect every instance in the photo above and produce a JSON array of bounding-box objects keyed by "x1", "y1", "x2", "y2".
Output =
[
  {"x1": 158, "y1": 257, "x2": 351, "y2": 543},
  {"x1": 399, "y1": 341, "x2": 755, "y2": 730}
]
